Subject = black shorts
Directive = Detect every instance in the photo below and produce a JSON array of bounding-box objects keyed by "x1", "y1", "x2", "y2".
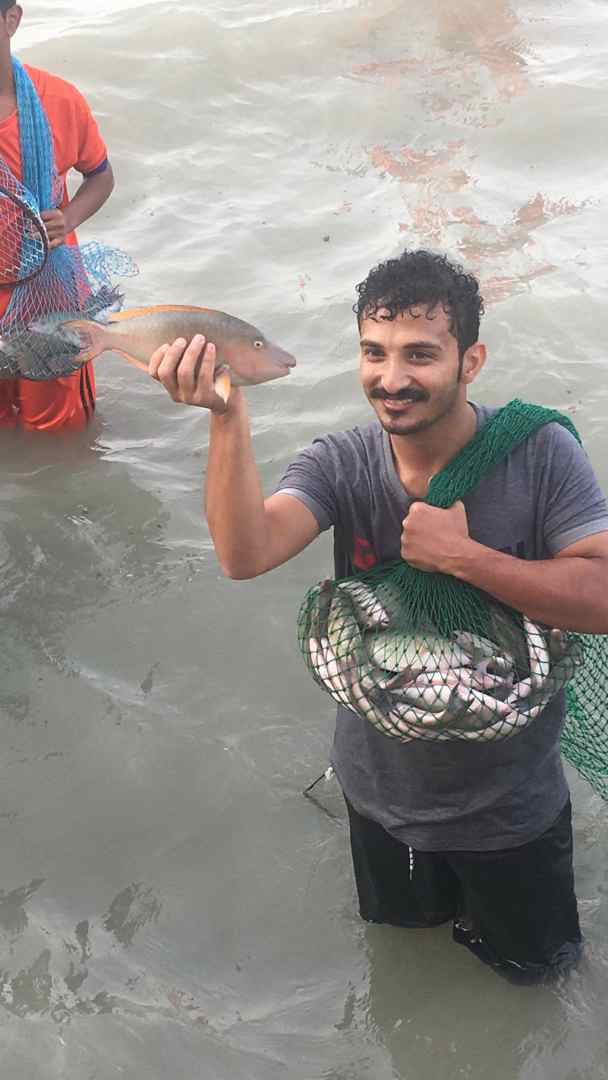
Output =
[{"x1": 344, "y1": 796, "x2": 582, "y2": 985}]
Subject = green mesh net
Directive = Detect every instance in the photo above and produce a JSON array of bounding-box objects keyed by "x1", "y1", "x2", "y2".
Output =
[
  {"x1": 297, "y1": 401, "x2": 608, "y2": 791},
  {"x1": 564, "y1": 635, "x2": 608, "y2": 798}
]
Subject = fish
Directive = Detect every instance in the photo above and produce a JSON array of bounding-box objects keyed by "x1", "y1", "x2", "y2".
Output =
[
  {"x1": 547, "y1": 640, "x2": 583, "y2": 689},
  {"x1": 394, "y1": 681, "x2": 459, "y2": 714},
  {"x1": 455, "y1": 706, "x2": 536, "y2": 742},
  {"x1": 502, "y1": 619, "x2": 553, "y2": 707},
  {"x1": 336, "y1": 579, "x2": 392, "y2": 630},
  {"x1": 454, "y1": 630, "x2": 516, "y2": 672},
  {"x1": 0, "y1": 286, "x2": 122, "y2": 380},
  {"x1": 388, "y1": 702, "x2": 452, "y2": 741},
  {"x1": 382, "y1": 668, "x2": 422, "y2": 690},
  {"x1": 486, "y1": 607, "x2": 529, "y2": 674},
  {"x1": 308, "y1": 637, "x2": 351, "y2": 706},
  {"x1": 384, "y1": 676, "x2": 533, "y2": 742},
  {"x1": 408, "y1": 662, "x2": 513, "y2": 696},
  {"x1": 453, "y1": 630, "x2": 498, "y2": 662},
  {"x1": 0, "y1": 304, "x2": 296, "y2": 392},
  {"x1": 341, "y1": 663, "x2": 405, "y2": 738},
  {"x1": 307, "y1": 584, "x2": 382, "y2": 704},
  {"x1": 522, "y1": 616, "x2": 551, "y2": 682},
  {"x1": 548, "y1": 628, "x2": 569, "y2": 662},
  {"x1": 505, "y1": 632, "x2": 583, "y2": 711},
  {"x1": 308, "y1": 642, "x2": 407, "y2": 739},
  {"x1": 306, "y1": 579, "x2": 334, "y2": 643},
  {"x1": 450, "y1": 684, "x2": 515, "y2": 731},
  {"x1": 360, "y1": 665, "x2": 418, "y2": 694},
  {"x1": 466, "y1": 657, "x2": 515, "y2": 697},
  {"x1": 326, "y1": 590, "x2": 365, "y2": 665},
  {"x1": 303, "y1": 570, "x2": 583, "y2": 747},
  {"x1": 366, "y1": 630, "x2": 471, "y2": 674},
  {"x1": 475, "y1": 655, "x2": 513, "y2": 678}
]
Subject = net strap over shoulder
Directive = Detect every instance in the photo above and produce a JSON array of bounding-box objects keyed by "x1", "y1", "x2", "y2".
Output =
[
  {"x1": 11, "y1": 57, "x2": 57, "y2": 211},
  {"x1": 426, "y1": 399, "x2": 581, "y2": 508}
]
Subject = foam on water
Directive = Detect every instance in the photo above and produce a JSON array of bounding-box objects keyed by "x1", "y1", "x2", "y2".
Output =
[{"x1": 2, "y1": 1, "x2": 608, "y2": 1077}]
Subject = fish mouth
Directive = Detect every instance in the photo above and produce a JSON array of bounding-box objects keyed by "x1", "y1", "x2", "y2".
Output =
[
  {"x1": 272, "y1": 347, "x2": 296, "y2": 374},
  {"x1": 264, "y1": 338, "x2": 296, "y2": 366},
  {"x1": 224, "y1": 342, "x2": 296, "y2": 385}
]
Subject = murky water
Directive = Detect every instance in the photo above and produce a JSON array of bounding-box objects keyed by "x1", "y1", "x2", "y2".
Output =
[{"x1": 2, "y1": 1, "x2": 608, "y2": 1076}]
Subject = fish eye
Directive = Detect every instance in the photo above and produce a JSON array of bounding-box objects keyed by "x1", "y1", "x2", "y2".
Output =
[{"x1": 253, "y1": 340, "x2": 264, "y2": 349}]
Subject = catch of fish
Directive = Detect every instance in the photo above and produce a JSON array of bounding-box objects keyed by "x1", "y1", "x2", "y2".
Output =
[
  {"x1": 301, "y1": 577, "x2": 583, "y2": 743},
  {"x1": 0, "y1": 299, "x2": 296, "y2": 394}
]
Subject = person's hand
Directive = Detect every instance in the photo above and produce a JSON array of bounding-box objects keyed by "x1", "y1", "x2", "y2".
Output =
[
  {"x1": 148, "y1": 335, "x2": 231, "y2": 414},
  {"x1": 41, "y1": 208, "x2": 69, "y2": 249},
  {"x1": 401, "y1": 499, "x2": 471, "y2": 573}
]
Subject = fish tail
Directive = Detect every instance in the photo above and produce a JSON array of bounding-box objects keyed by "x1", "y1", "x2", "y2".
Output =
[{"x1": 58, "y1": 320, "x2": 110, "y2": 364}]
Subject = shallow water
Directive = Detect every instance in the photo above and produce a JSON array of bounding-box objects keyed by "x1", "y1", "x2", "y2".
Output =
[{"x1": 2, "y1": 1, "x2": 608, "y2": 1076}]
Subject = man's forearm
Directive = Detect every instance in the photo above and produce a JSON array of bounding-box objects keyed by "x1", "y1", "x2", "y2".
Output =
[
  {"x1": 64, "y1": 164, "x2": 115, "y2": 232},
  {"x1": 205, "y1": 388, "x2": 271, "y2": 578},
  {"x1": 447, "y1": 540, "x2": 608, "y2": 632}
]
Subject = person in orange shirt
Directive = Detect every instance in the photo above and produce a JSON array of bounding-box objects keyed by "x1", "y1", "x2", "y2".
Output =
[{"x1": 0, "y1": 1, "x2": 115, "y2": 431}]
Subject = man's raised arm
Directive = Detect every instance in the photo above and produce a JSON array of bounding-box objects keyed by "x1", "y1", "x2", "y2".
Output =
[{"x1": 149, "y1": 335, "x2": 320, "y2": 579}]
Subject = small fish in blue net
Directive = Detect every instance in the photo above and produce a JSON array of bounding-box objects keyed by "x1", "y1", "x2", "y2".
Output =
[
  {"x1": 0, "y1": 304, "x2": 296, "y2": 393},
  {"x1": 0, "y1": 286, "x2": 123, "y2": 379}
]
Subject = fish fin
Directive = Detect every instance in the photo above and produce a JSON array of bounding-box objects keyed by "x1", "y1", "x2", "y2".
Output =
[
  {"x1": 57, "y1": 320, "x2": 109, "y2": 364},
  {"x1": 107, "y1": 304, "x2": 216, "y2": 323},
  {"x1": 214, "y1": 369, "x2": 232, "y2": 405},
  {"x1": 90, "y1": 287, "x2": 124, "y2": 323}
]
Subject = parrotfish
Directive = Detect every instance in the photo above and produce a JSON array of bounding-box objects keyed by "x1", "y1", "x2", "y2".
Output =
[{"x1": 0, "y1": 303, "x2": 296, "y2": 394}]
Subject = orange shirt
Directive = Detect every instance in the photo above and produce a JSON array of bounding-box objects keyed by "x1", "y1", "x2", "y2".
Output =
[{"x1": 0, "y1": 64, "x2": 108, "y2": 318}]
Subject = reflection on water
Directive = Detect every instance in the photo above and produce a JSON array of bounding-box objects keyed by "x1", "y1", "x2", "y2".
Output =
[
  {"x1": 0, "y1": 879, "x2": 46, "y2": 939},
  {"x1": 357, "y1": 0, "x2": 589, "y2": 307},
  {"x1": 1, "y1": 0, "x2": 608, "y2": 1076},
  {"x1": 0, "y1": 880, "x2": 162, "y2": 1022},
  {"x1": 103, "y1": 884, "x2": 162, "y2": 948}
]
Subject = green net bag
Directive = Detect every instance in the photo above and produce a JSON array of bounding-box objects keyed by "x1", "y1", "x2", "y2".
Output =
[
  {"x1": 563, "y1": 636, "x2": 608, "y2": 798},
  {"x1": 298, "y1": 401, "x2": 606, "y2": 775}
]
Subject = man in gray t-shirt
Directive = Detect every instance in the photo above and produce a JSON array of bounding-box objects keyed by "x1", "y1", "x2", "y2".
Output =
[
  {"x1": 277, "y1": 408, "x2": 608, "y2": 855},
  {"x1": 148, "y1": 248, "x2": 608, "y2": 985}
]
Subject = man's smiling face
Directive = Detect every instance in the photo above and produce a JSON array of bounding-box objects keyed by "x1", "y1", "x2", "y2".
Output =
[{"x1": 359, "y1": 304, "x2": 470, "y2": 437}]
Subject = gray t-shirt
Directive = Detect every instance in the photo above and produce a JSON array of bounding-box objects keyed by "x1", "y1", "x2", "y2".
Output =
[{"x1": 277, "y1": 403, "x2": 608, "y2": 851}]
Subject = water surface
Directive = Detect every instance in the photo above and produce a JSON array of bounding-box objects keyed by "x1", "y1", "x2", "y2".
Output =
[{"x1": 2, "y1": 1, "x2": 608, "y2": 1076}]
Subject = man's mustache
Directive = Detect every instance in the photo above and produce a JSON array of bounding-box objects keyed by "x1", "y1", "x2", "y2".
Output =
[{"x1": 371, "y1": 388, "x2": 429, "y2": 403}]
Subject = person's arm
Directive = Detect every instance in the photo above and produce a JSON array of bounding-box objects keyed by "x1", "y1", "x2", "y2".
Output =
[
  {"x1": 455, "y1": 529, "x2": 608, "y2": 632},
  {"x1": 41, "y1": 163, "x2": 115, "y2": 249},
  {"x1": 207, "y1": 392, "x2": 320, "y2": 577},
  {"x1": 149, "y1": 336, "x2": 321, "y2": 579},
  {"x1": 401, "y1": 499, "x2": 608, "y2": 633}
]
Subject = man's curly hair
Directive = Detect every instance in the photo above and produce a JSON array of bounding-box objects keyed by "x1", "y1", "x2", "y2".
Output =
[{"x1": 354, "y1": 250, "x2": 484, "y2": 358}]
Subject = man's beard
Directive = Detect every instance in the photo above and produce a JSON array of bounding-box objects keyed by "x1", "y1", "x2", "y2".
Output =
[{"x1": 372, "y1": 381, "x2": 461, "y2": 436}]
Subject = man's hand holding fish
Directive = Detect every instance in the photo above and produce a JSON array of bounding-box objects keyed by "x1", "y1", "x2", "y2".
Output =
[{"x1": 149, "y1": 334, "x2": 231, "y2": 414}]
